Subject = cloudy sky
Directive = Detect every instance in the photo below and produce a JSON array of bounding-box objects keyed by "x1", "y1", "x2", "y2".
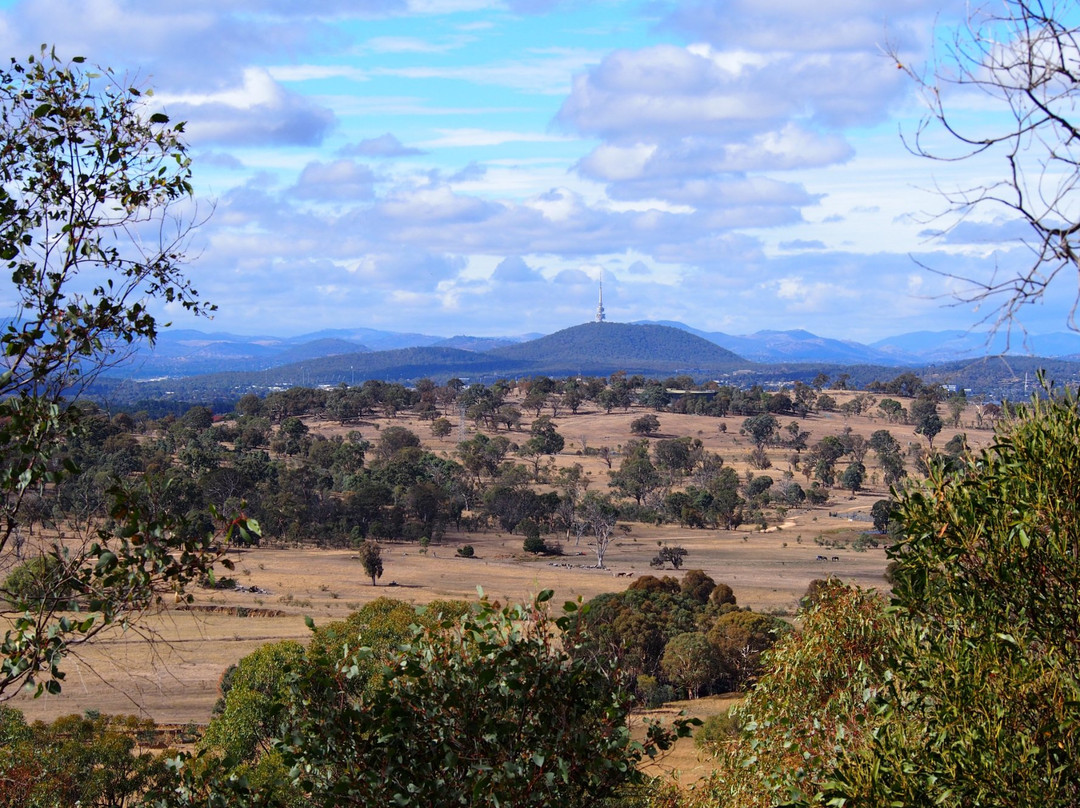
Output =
[{"x1": 0, "y1": 0, "x2": 1072, "y2": 342}]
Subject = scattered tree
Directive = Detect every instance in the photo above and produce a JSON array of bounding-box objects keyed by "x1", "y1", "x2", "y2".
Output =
[
  {"x1": 651, "y1": 546, "x2": 688, "y2": 570},
  {"x1": 630, "y1": 413, "x2": 661, "y2": 436},
  {"x1": 360, "y1": 541, "x2": 383, "y2": 586}
]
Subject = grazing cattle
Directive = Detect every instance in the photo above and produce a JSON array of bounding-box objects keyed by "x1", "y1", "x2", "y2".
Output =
[
  {"x1": 816, "y1": 555, "x2": 828, "y2": 561},
  {"x1": 831, "y1": 556, "x2": 839, "y2": 562}
]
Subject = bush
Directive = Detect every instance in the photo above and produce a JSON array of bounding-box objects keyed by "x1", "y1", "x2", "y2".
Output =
[
  {"x1": 522, "y1": 535, "x2": 548, "y2": 554},
  {"x1": 695, "y1": 710, "x2": 743, "y2": 752},
  {"x1": 630, "y1": 414, "x2": 661, "y2": 436},
  {"x1": 455, "y1": 545, "x2": 475, "y2": 558},
  {"x1": 2, "y1": 555, "x2": 78, "y2": 610},
  {"x1": 273, "y1": 593, "x2": 693, "y2": 806},
  {"x1": 709, "y1": 582, "x2": 737, "y2": 607},
  {"x1": 806, "y1": 483, "x2": 830, "y2": 505},
  {"x1": 817, "y1": 387, "x2": 1080, "y2": 806}
]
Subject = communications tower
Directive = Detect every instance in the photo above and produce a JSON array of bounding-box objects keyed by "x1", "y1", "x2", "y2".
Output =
[{"x1": 595, "y1": 273, "x2": 606, "y2": 323}]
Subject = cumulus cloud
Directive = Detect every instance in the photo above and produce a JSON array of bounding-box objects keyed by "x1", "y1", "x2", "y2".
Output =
[
  {"x1": 554, "y1": 0, "x2": 938, "y2": 220},
  {"x1": 292, "y1": 159, "x2": 376, "y2": 201},
  {"x1": 340, "y1": 133, "x2": 425, "y2": 158},
  {"x1": 661, "y1": 0, "x2": 939, "y2": 53},
  {"x1": 160, "y1": 69, "x2": 336, "y2": 146},
  {"x1": 492, "y1": 256, "x2": 543, "y2": 282},
  {"x1": 448, "y1": 162, "x2": 488, "y2": 183},
  {"x1": 779, "y1": 239, "x2": 827, "y2": 250},
  {"x1": 0, "y1": 0, "x2": 1009, "y2": 340},
  {"x1": 349, "y1": 252, "x2": 467, "y2": 291},
  {"x1": 552, "y1": 268, "x2": 593, "y2": 285}
]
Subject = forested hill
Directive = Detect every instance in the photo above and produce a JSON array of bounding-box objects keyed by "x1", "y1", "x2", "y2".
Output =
[
  {"x1": 485, "y1": 322, "x2": 749, "y2": 375},
  {"x1": 109, "y1": 347, "x2": 525, "y2": 401}
]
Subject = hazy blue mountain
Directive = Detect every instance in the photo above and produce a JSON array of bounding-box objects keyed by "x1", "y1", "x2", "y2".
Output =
[
  {"x1": 104, "y1": 320, "x2": 1080, "y2": 383},
  {"x1": 291, "y1": 328, "x2": 442, "y2": 351},
  {"x1": 116, "y1": 330, "x2": 369, "y2": 377},
  {"x1": 433, "y1": 334, "x2": 539, "y2": 352},
  {"x1": 271, "y1": 338, "x2": 370, "y2": 364},
  {"x1": 634, "y1": 321, "x2": 908, "y2": 365},
  {"x1": 872, "y1": 330, "x2": 1080, "y2": 362},
  {"x1": 124, "y1": 347, "x2": 527, "y2": 397}
]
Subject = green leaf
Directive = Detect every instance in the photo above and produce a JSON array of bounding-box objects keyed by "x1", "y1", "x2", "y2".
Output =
[{"x1": 94, "y1": 551, "x2": 117, "y2": 573}]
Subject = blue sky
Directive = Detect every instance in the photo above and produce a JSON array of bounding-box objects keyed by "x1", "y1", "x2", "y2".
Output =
[{"x1": 1, "y1": 0, "x2": 1073, "y2": 342}]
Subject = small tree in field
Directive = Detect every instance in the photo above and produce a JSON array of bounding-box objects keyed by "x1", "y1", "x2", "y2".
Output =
[
  {"x1": 360, "y1": 542, "x2": 383, "y2": 586},
  {"x1": 630, "y1": 413, "x2": 661, "y2": 436},
  {"x1": 651, "y1": 546, "x2": 688, "y2": 570}
]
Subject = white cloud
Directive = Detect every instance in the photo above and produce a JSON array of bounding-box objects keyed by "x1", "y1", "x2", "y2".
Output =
[
  {"x1": 268, "y1": 65, "x2": 370, "y2": 82},
  {"x1": 292, "y1": 159, "x2": 377, "y2": 201},
  {"x1": 418, "y1": 129, "x2": 575, "y2": 148},
  {"x1": 376, "y1": 47, "x2": 604, "y2": 94}
]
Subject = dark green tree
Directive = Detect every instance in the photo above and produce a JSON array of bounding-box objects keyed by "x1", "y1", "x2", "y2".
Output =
[
  {"x1": 742, "y1": 413, "x2": 779, "y2": 447},
  {"x1": 629, "y1": 413, "x2": 661, "y2": 436},
  {"x1": 359, "y1": 541, "x2": 383, "y2": 586},
  {"x1": 840, "y1": 461, "x2": 865, "y2": 496},
  {"x1": 660, "y1": 632, "x2": 718, "y2": 699},
  {"x1": 910, "y1": 396, "x2": 944, "y2": 448},
  {"x1": 608, "y1": 440, "x2": 661, "y2": 507}
]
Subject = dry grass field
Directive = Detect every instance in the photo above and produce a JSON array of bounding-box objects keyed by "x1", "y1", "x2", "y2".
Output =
[{"x1": 9, "y1": 393, "x2": 994, "y2": 747}]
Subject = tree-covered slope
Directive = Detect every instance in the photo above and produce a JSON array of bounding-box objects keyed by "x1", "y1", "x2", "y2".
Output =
[{"x1": 486, "y1": 322, "x2": 749, "y2": 374}]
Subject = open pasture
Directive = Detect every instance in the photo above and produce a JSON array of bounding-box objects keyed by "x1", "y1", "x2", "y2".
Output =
[{"x1": 10, "y1": 394, "x2": 992, "y2": 726}]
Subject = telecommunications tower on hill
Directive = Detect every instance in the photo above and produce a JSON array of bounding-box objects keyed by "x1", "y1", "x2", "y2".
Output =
[{"x1": 595, "y1": 273, "x2": 606, "y2": 323}]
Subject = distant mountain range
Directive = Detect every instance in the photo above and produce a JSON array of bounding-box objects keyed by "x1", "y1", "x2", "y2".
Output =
[
  {"x1": 114, "y1": 320, "x2": 1080, "y2": 380},
  {"x1": 84, "y1": 320, "x2": 1080, "y2": 408},
  {"x1": 632, "y1": 321, "x2": 1080, "y2": 365}
]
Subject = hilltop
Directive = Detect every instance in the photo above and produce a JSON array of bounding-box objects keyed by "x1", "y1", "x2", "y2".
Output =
[{"x1": 486, "y1": 322, "x2": 748, "y2": 375}]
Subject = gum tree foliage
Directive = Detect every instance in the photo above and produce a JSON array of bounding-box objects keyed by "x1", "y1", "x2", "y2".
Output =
[
  {"x1": 0, "y1": 708, "x2": 171, "y2": 807},
  {"x1": 608, "y1": 439, "x2": 661, "y2": 507},
  {"x1": 689, "y1": 583, "x2": 890, "y2": 808},
  {"x1": 660, "y1": 632, "x2": 717, "y2": 699},
  {"x1": 894, "y1": 0, "x2": 1080, "y2": 331},
  {"x1": 814, "y1": 387, "x2": 1080, "y2": 805},
  {"x1": 650, "y1": 545, "x2": 687, "y2": 570},
  {"x1": 0, "y1": 49, "x2": 257, "y2": 698},
  {"x1": 263, "y1": 592, "x2": 692, "y2": 807}
]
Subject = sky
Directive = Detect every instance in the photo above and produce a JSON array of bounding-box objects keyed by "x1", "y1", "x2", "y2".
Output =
[{"x1": 0, "y1": 0, "x2": 1075, "y2": 343}]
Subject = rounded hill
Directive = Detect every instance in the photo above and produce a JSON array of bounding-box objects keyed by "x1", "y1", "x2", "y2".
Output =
[{"x1": 486, "y1": 322, "x2": 748, "y2": 375}]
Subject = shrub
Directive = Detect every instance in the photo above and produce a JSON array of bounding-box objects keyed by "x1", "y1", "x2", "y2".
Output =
[
  {"x1": 695, "y1": 709, "x2": 743, "y2": 752},
  {"x1": 455, "y1": 545, "x2": 475, "y2": 558},
  {"x1": 274, "y1": 593, "x2": 693, "y2": 806},
  {"x1": 522, "y1": 535, "x2": 548, "y2": 554},
  {"x1": 2, "y1": 555, "x2": 78, "y2": 610}
]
